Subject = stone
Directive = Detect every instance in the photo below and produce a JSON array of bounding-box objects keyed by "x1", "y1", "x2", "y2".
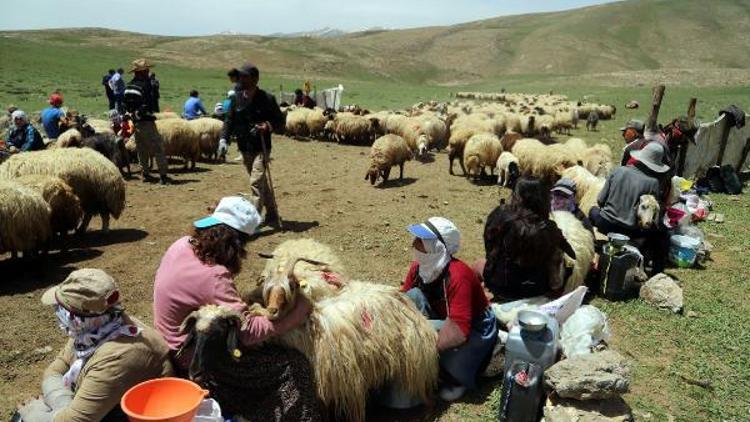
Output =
[
  {"x1": 543, "y1": 396, "x2": 633, "y2": 422},
  {"x1": 639, "y1": 273, "x2": 684, "y2": 313},
  {"x1": 545, "y1": 351, "x2": 631, "y2": 400},
  {"x1": 33, "y1": 346, "x2": 53, "y2": 355}
]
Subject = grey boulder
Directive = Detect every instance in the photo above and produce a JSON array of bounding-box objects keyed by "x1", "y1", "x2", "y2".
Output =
[{"x1": 544, "y1": 351, "x2": 631, "y2": 400}]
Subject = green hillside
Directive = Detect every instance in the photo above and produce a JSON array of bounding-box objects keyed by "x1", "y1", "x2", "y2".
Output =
[{"x1": 2, "y1": 0, "x2": 749, "y2": 85}]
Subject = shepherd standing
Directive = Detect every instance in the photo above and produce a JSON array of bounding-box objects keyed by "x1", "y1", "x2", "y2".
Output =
[{"x1": 219, "y1": 63, "x2": 285, "y2": 227}]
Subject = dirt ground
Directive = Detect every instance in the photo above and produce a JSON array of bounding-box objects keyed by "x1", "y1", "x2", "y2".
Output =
[{"x1": 0, "y1": 136, "x2": 508, "y2": 420}]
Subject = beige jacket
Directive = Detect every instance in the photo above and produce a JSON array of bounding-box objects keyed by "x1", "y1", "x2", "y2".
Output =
[{"x1": 44, "y1": 316, "x2": 173, "y2": 422}]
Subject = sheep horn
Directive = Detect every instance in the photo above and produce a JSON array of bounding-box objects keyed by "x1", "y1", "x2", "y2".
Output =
[{"x1": 286, "y1": 256, "x2": 330, "y2": 278}]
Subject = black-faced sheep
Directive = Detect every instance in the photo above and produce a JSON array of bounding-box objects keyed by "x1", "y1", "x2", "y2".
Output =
[
  {"x1": 177, "y1": 305, "x2": 321, "y2": 421},
  {"x1": 496, "y1": 151, "x2": 520, "y2": 188},
  {"x1": 366, "y1": 134, "x2": 413, "y2": 186},
  {"x1": 0, "y1": 147, "x2": 126, "y2": 233},
  {"x1": 81, "y1": 133, "x2": 131, "y2": 177},
  {"x1": 586, "y1": 111, "x2": 599, "y2": 131}
]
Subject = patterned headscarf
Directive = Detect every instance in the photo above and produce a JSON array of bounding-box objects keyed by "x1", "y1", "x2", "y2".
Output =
[{"x1": 55, "y1": 305, "x2": 140, "y2": 387}]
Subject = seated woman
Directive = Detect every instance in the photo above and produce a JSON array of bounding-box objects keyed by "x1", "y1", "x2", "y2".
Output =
[
  {"x1": 482, "y1": 177, "x2": 576, "y2": 301},
  {"x1": 7, "y1": 110, "x2": 45, "y2": 153},
  {"x1": 16, "y1": 269, "x2": 173, "y2": 422},
  {"x1": 152, "y1": 196, "x2": 321, "y2": 421},
  {"x1": 550, "y1": 177, "x2": 594, "y2": 234},
  {"x1": 401, "y1": 217, "x2": 498, "y2": 402}
]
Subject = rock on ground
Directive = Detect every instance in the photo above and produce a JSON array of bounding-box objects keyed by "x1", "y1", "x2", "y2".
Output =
[
  {"x1": 543, "y1": 396, "x2": 633, "y2": 422},
  {"x1": 639, "y1": 273, "x2": 684, "y2": 313},
  {"x1": 544, "y1": 351, "x2": 631, "y2": 400}
]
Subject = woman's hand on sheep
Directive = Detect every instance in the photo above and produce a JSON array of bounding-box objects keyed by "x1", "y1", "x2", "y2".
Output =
[
  {"x1": 272, "y1": 296, "x2": 313, "y2": 335},
  {"x1": 436, "y1": 318, "x2": 468, "y2": 351}
]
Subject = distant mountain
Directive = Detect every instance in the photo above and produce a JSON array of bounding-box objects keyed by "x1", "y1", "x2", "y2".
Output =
[{"x1": 269, "y1": 27, "x2": 347, "y2": 38}]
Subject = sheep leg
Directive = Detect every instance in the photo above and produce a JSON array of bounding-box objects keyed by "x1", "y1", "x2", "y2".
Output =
[
  {"x1": 11, "y1": 251, "x2": 18, "y2": 260},
  {"x1": 383, "y1": 168, "x2": 391, "y2": 183},
  {"x1": 399, "y1": 163, "x2": 404, "y2": 180},
  {"x1": 448, "y1": 154, "x2": 455, "y2": 175},
  {"x1": 101, "y1": 213, "x2": 110, "y2": 233},
  {"x1": 77, "y1": 213, "x2": 93, "y2": 234}
]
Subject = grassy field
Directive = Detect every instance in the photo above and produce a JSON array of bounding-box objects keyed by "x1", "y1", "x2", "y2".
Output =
[{"x1": 1, "y1": 23, "x2": 750, "y2": 421}]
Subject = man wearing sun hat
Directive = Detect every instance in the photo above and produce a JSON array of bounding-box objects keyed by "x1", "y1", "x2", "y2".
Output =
[
  {"x1": 400, "y1": 217, "x2": 498, "y2": 402},
  {"x1": 590, "y1": 142, "x2": 671, "y2": 273},
  {"x1": 124, "y1": 58, "x2": 170, "y2": 185},
  {"x1": 15, "y1": 269, "x2": 172, "y2": 422},
  {"x1": 153, "y1": 196, "x2": 312, "y2": 373}
]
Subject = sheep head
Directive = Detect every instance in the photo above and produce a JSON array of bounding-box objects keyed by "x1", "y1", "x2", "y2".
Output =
[
  {"x1": 260, "y1": 255, "x2": 330, "y2": 320},
  {"x1": 507, "y1": 162, "x2": 520, "y2": 188},
  {"x1": 177, "y1": 305, "x2": 243, "y2": 383},
  {"x1": 637, "y1": 195, "x2": 660, "y2": 229},
  {"x1": 365, "y1": 165, "x2": 380, "y2": 185}
]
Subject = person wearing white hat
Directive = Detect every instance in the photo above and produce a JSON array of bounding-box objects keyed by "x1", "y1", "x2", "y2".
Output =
[
  {"x1": 7, "y1": 109, "x2": 45, "y2": 153},
  {"x1": 15, "y1": 269, "x2": 173, "y2": 422},
  {"x1": 152, "y1": 196, "x2": 312, "y2": 374},
  {"x1": 590, "y1": 142, "x2": 671, "y2": 273},
  {"x1": 401, "y1": 217, "x2": 498, "y2": 402}
]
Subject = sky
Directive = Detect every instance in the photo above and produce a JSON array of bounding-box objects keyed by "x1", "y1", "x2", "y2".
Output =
[{"x1": 0, "y1": 0, "x2": 620, "y2": 36}]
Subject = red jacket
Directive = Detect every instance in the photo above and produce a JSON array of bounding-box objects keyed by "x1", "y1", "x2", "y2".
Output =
[{"x1": 402, "y1": 259, "x2": 489, "y2": 337}]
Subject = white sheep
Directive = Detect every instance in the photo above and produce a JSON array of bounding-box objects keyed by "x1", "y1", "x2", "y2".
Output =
[
  {"x1": 285, "y1": 107, "x2": 312, "y2": 137},
  {"x1": 365, "y1": 134, "x2": 413, "y2": 186},
  {"x1": 512, "y1": 138, "x2": 577, "y2": 183},
  {"x1": 551, "y1": 210, "x2": 595, "y2": 292},
  {"x1": 15, "y1": 174, "x2": 82, "y2": 240},
  {"x1": 155, "y1": 118, "x2": 200, "y2": 170},
  {"x1": 0, "y1": 179, "x2": 51, "y2": 257},
  {"x1": 495, "y1": 151, "x2": 520, "y2": 187},
  {"x1": 249, "y1": 241, "x2": 438, "y2": 422},
  {"x1": 561, "y1": 166, "x2": 605, "y2": 215},
  {"x1": 0, "y1": 147, "x2": 126, "y2": 233},
  {"x1": 463, "y1": 133, "x2": 502, "y2": 180},
  {"x1": 187, "y1": 118, "x2": 224, "y2": 162}
]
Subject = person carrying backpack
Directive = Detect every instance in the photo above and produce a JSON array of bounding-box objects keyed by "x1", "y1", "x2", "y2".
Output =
[{"x1": 124, "y1": 58, "x2": 170, "y2": 185}]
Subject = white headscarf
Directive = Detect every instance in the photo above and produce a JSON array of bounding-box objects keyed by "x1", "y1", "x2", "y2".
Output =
[
  {"x1": 11, "y1": 109, "x2": 28, "y2": 125},
  {"x1": 413, "y1": 217, "x2": 461, "y2": 284}
]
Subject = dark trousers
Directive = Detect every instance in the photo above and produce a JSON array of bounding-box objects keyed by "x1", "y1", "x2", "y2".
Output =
[
  {"x1": 106, "y1": 91, "x2": 116, "y2": 110},
  {"x1": 589, "y1": 207, "x2": 669, "y2": 274}
]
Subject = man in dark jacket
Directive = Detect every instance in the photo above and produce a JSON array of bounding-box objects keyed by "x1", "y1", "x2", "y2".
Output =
[
  {"x1": 126, "y1": 58, "x2": 170, "y2": 185},
  {"x1": 102, "y1": 69, "x2": 116, "y2": 110},
  {"x1": 220, "y1": 63, "x2": 285, "y2": 226}
]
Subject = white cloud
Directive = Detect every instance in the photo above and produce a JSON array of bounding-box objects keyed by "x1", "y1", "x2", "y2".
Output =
[{"x1": 0, "y1": 0, "x2": 619, "y2": 36}]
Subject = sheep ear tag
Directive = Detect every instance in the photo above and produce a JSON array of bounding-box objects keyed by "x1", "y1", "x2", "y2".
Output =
[
  {"x1": 299, "y1": 280, "x2": 308, "y2": 288},
  {"x1": 232, "y1": 349, "x2": 242, "y2": 359}
]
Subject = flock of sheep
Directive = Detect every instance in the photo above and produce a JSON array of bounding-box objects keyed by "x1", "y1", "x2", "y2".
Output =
[{"x1": 0, "y1": 112, "x2": 225, "y2": 258}]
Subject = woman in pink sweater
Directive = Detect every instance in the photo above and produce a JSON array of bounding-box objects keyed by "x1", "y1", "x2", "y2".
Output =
[{"x1": 153, "y1": 196, "x2": 321, "y2": 421}]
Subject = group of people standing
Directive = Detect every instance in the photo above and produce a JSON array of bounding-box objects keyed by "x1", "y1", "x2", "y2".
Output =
[{"x1": 102, "y1": 68, "x2": 160, "y2": 114}]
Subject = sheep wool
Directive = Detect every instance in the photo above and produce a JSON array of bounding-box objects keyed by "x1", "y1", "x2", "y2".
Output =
[
  {"x1": 561, "y1": 166, "x2": 606, "y2": 215},
  {"x1": 156, "y1": 118, "x2": 200, "y2": 169},
  {"x1": 495, "y1": 151, "x2": 520, "y2": 187},
  {"x1": 0, "y1": 179, "x2": 51, "y2": 254},
  {"x1": 277, "y1": 280, "x2": 438, "y2": 422},
  {"x1": 367, "y1": 134, "x2": 412, "y2": 185},
  {"x1": 187, "y1": 118, "x2": 224, "y2": 161},
  {"x1": 15, "y1": 174, "x2": 82, "y2": 236},
  {"x1": 55, "y1": 128, "x2": 83, "y2": 148},
  {"x1": 551, "y1": 210, "x2": 595, "y2": 292},
  {"x1": 0, "y1": 147, "x2": 126, "y2": 232},
  {"x1": 463, "y1": 133, "x2": 502, "y2": 178}
]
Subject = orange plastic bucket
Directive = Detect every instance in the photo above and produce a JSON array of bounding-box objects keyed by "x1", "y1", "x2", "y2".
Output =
[{"x1": 121, "y1": 377, "x2": 209, "y2": 422}]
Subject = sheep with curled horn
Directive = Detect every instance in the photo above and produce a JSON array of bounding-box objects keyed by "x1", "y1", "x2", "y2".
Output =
[
  {"x1": 177, "y1": 305, "x2": 322, "y2": 421},
  {"x1": 250, "y1": 238, "x2": 439, "y2": 422}
]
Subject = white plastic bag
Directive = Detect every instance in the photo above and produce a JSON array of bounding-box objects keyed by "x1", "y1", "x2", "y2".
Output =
[{"x1": 560, "y1": 305, "x2": 611, "y2": 358}]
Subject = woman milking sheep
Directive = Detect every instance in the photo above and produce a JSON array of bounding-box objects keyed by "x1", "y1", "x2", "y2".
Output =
[{"x1": 401, "y1": 217, "x2": 498, "y2": 402}]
